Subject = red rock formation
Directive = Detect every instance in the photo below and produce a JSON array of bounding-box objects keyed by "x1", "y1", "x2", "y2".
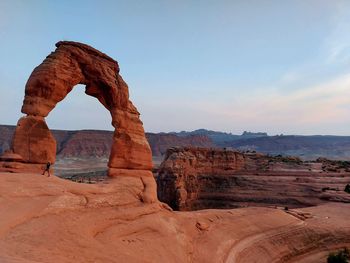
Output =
[
  {"x1": 2, "y1": 171, "x2": 350, "y2": 263},
  {"x1": 0, "y1": 151, "x2": 23, "y2": 162},
  {"x1": 57, "y1": 130, "x2": 113, "y2": 158},
  {"x1": 0, "y1": 125, "x2": 215, "y2": 159},
  {"x1": 12, "y1": 116, "x2": 56, "y2": 164},
  {"x1": 157, "y1": 147, "x2": 350, "y2": 210},
  {"x1": 157, "y1": 147, "x2": 246, "y2": 210},
  {"x1": 1, "y1": 41, "x2": 156, "y2": 202}
]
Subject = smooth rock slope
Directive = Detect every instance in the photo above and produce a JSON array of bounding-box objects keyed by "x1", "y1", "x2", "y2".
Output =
[{"x1": 0, "y1": 172, "x2": 349, "y2": 263}]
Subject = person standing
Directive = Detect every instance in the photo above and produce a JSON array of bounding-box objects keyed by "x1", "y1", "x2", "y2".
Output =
[{"x1": 42, "y1": 162, "x2": 51, "y2": 177}]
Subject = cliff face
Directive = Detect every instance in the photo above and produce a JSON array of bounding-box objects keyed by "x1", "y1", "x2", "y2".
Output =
[
  {"x1": 2, "y1": 124, "x2": 350, "y2": 160},
  {"x1": 56, "y1": 130, "x2": 113, "y2": 158},
  {"x1": 157, "y1": 147, "x2": 350, "y2": 211},
  {"x1": 0, "y1": 125, "x2": 214, "y2": 158},
  {"x1": 157, "y1": 147, "x2": 246, "y2": 210},
  {"x1": 0, "y1": 125, "x2": 114, "y2": 158}
]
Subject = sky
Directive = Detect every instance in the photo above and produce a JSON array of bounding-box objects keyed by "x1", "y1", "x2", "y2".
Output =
[{"x1": 1, "y1": 0, "x2": 350, "y2": 135}]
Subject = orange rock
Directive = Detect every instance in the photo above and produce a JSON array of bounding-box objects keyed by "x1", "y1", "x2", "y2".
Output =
[
  {"x1": 3, "y1": 41, "x2": 156, "y2": 202},
  {"x1": 12, "y1": 116, "x2": 56, "y2": 164},
  {"x1": 157, "y1": 147, "x2": 246, "y2": 210},
  {"x1": 0, "y1": 150, "x2": 24, "y2": 162},
  {"x1": 1, "y1": 172, "x2": 350, "y2": 263},
  {"x1": 157, "y1": 147, "x2": 350, "y2": 210}
]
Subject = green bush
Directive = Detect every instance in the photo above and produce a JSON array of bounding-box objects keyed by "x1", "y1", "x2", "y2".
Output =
[{"x1": 327, "y1": 248, "x2": 349, "y2": 263}]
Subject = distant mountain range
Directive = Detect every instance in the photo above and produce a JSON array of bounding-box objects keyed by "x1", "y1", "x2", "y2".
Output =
[
  {"x1": 1, "y1": 125, "x2": 350, "y2": 160},
  {"x1": 168, "y1": 129, "x2": 268, "y2": 143},
  {"x1": 0, "y1": 125, "x2": 213, "y2": 159}
]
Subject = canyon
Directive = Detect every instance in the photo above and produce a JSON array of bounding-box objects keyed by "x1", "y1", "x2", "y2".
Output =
[
  {"x1": 2, "y1": 126, "x2": 350, "y2": 162},
  {"x1": 157, "y1": 147, "x2": 350, "y2": 211},
  {"x1": 3, "y1": 125, "x2": 350, "y2": 211},
  {"x1": 1, "y1": 41, "x2": 349, "y2": 263}
]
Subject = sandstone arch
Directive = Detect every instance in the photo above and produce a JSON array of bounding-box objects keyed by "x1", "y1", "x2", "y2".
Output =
[{"x1": 3, "y1": 41, "x2": 156, "y2": 201}]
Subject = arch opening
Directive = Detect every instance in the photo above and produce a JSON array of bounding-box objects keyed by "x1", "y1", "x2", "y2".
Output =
[
  {"x1": 2, "y1": 41, "x2": 154, "y2": 182},
  {"x1": 47, "y1": 84, "x2": 113, "y2": 182},
  {"x1": 47, "y1": 84, "x2": 113, "y2": 131}
]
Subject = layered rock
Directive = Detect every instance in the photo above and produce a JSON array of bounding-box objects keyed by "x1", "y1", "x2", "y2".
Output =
[
  {"x1": 56, "y1": 130, "x2": 113, "y2": 158},
  {"x1": 157, "y1": 147, "x2": 350, "y2": 210},
  {"x1": 0, "y1": 125, "x2": 215, "y2": 159},
  {"x1": 0, "y1": 41, "x2": 156, "y2": 202},
  {"x1": 157, "y1": 147, "x2": 246, "y2": 210},
  {"x1": 1, "y1": 171, "x2": 350, "y2": 263}
]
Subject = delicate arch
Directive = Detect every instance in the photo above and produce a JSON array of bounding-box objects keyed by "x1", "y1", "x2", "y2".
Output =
[{"x1": 9, "y1": 41, "x2": 153, "y2": 179}]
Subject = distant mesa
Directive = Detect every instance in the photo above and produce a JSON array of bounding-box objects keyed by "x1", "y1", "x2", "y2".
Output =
[
  {"x1": 0, "y1": 41, "x2": 157, "y2": 202},
  {"x1": 2, "y1": 126, "x2": 350, "y2": 161}
]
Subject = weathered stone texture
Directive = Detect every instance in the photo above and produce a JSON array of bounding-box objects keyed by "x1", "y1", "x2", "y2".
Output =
[{"x1": 1, "y1": 41, "x2": 156, "y2": 202}]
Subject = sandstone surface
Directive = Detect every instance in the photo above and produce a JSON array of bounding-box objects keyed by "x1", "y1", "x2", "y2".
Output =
[
  {"x1": 0, "y1": 41, "x2": 159, "y2": 202},
  {"x1": 2, "y1": 41, "x2": 152, "y2": 171},
  {"x1": 0, "y1": 172, "x2": 349, "y2": 263},
  {"x1": 11, "y1": 116, "x2": 56, "y2": 164}
]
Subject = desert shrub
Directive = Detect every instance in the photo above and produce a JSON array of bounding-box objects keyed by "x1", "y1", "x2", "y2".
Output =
[
  {"x1": 345, "y1": 184, "x2": 350, "y2": 194},
  {"x1": 327, "y1": 248, "x2": 349, "y2": 263}
]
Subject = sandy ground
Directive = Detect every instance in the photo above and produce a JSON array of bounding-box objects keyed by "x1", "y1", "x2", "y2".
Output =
[{"x1": 0, "y1": 172, "x2": 349, "y2": 263}]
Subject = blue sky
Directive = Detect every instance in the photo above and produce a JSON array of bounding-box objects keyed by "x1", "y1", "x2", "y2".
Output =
[{"x1": 1, "y1": 0, "x2": 350, "y2": 135}]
